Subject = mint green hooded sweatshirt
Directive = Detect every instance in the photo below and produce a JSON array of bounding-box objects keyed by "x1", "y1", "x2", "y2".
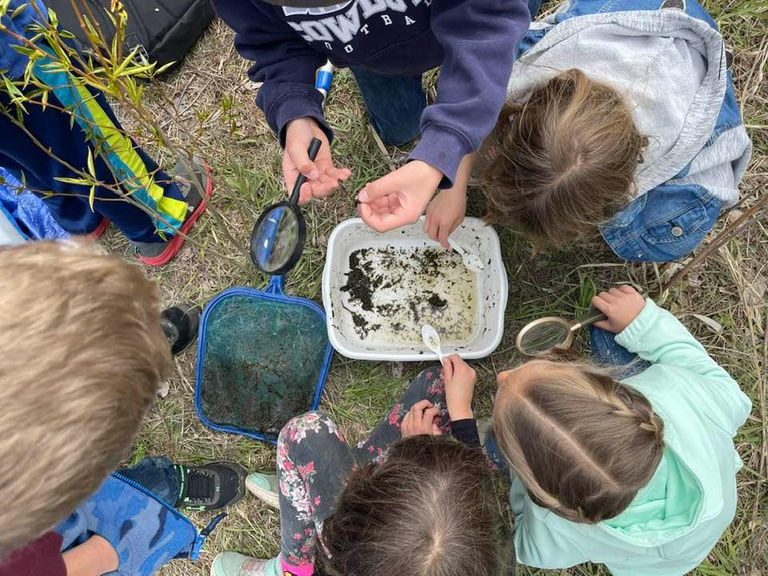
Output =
[{"x1": 511, "y1": 300, "x2": 752, "y2": 575}]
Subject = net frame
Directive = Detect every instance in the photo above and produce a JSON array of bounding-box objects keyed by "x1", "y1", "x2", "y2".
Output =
[{"x1": 194, "y1": 278, "x2": 333, "y2": 444}]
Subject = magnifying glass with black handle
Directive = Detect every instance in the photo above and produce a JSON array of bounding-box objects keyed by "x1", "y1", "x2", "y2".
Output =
[{"x1": 250, "y1": 137, "x2": 322, "y2": 276}]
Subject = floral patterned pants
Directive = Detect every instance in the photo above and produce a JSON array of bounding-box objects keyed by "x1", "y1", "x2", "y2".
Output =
[{"x1": 276, "y1": 367, "x2": 448, "y2": 572}]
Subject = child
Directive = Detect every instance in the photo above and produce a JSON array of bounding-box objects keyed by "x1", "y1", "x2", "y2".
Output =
[
  {"x1": 211, "y1": 0, "x2": 534, "y2": 233},
  {"x1": 0, "y1": 240, "x2": 246, "y2": 575},
  {"x1": 425, "y1": 0, "x2": 752, "y2": 261},
  {"x1": 490, "y1": 285, "x2": 752, "y2": 575},
  {"x1": 211, "y1": 357, "x2": 514, "y2": 576},
  {"x1": 0, "y1": 0, "x2": 212, "y2": 266}
]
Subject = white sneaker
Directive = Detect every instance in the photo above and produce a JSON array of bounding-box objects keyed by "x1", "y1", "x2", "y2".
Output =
[
  {"x1": 245, "y1": 473, "x2": 280, "y2": 509},
  {"x1": 211, "y1": 552, "x2": 280, "y2": 576}
]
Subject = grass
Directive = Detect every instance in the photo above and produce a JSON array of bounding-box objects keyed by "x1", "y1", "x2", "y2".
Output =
[{"x1": 101, "y1": 1, "x2": 768, "y2": 573}]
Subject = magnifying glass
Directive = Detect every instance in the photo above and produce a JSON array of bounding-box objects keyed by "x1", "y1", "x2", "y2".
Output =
[
  {"x1": 515, "y1": 307, "x2": 608, "y2": 356},
  {"x1": 250, "y1": 137, "x2": 322, "y2": 275}
]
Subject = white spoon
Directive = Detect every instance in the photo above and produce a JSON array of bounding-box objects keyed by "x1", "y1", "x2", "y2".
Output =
[
  {"x1": 422, "y1": 324, "x2": 445, "y2": 364},
  {"x1": 448, "y1": 238, "x2": 485, "y2": 273}
]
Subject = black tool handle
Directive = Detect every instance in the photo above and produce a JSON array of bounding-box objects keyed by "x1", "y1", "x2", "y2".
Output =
[
  {"x1": 571, "y1": 307, "x2": 608, "y2": 331},
  {"x1": 289, "y1": 137, "x2": 322, "y2": 205}
]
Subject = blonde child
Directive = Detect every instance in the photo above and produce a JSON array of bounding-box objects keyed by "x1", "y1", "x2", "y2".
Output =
[
  {"x1": 489, "y1": 285, "x2": 751, "y2": 575},
  {"x1": 0, "y1": 241, "x2": 245, "y2": 576},
  {"x1": 425, "y1": 0, "x2": 751, "y2": 262}
]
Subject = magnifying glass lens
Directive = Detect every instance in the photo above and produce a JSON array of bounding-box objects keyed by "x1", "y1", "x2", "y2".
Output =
[
  {"x1": 254, "y1": 205, "x2": 300, "y2": 274},
  {"x1": 518, "y1": 320, "x2": 571, "y2": 355}
]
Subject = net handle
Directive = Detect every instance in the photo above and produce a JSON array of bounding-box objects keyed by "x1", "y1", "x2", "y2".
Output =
[{"x1": 266, "y1": 275, "x2": 285, "y2": 295}]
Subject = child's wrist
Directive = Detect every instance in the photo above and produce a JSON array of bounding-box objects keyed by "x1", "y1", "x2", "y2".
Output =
[{"x1": 448, "y1": 405, "x2": 474, "y2": 421}]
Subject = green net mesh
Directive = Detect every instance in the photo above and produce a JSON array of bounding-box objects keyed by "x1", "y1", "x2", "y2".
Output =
[{"x1": 199, "y1": 293, "x2": 330, "y2": 438}]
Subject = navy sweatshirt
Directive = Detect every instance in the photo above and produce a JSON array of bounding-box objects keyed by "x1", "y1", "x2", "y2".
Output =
[{"x1": 212, "y1": 0, "x2": 530, "y2": 186}]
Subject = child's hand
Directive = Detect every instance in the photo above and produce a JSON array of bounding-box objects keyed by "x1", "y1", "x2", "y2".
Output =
[
  {"x1": 401, "y1": 400, "x2": 442, "y2": 438},
  {"x1": 591, "y1": 285, "x2": 646, "y2": 334},
  {"x1": 283, "y1": 117, "x2": 351, "y2": 205},
  {"x1": 357, "y1": 161, "x2": 442, "y2": 232},
  {"x1": 443, "y1": 354, "x2": 476, "y2": 421},
  {"x1": 425, "y1": 186, "x2": 467, "y2": 248}
]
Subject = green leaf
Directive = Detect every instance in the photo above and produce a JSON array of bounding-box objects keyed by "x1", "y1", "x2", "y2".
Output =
[
  {"x1": 2, "y1": 75, "x2": 22, "y2": 98},
  {"x1": 153, "y1": 61, "x2": 176, "y2": 76},
  {"x1": 0, "y1": 0, "x2": 12, "y2": 18},
  {"x1": 87, "y1": 147, "x2": 96, "y2": 177},
  {"x1": 54, "y1": 176, "x2": 91, "y2": 186},
  {"x1": 10, "y1": 3, "x2": 29, "y2": 19},
  {"x1": 88, "y1": 185, "x2": 96, "y2": 210},
  {"x1": 46, "y1": 7, "x2": 57, "y2": 27},
  {"x1": 9, "y1": 45, "x2": 37, "y2": 57}
]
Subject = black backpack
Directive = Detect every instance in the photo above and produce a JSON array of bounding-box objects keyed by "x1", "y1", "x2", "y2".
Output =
[{"x1": 45, "y1": 0, "x2": 215, "y2": 72}]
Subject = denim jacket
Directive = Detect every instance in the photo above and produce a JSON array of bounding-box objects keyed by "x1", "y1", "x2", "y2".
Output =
[{"x1": 514, "y1": 0, "x2": 751, "y2": 262}]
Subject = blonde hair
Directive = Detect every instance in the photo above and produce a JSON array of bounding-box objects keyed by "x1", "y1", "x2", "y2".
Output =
[
  {"x1": 0, "y1": 240, "x2": 170, "y2": 556},
  {"x1": 480, "y1": 68, "x2": 647, "y2": 246},
  {"x1": 493, "y1": 360, "x2": 664, "y2": 524}
]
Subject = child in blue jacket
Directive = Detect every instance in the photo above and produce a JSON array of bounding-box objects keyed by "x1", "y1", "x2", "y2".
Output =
[
  {"x1": 211, "y1": 0, "x2": 533, "y2": 233},
  {"x1": 0, "y1": 0, "x2": 211, "y2": 265},
  {"x1": 425, "y1": 0, "x2": 751, "y2": 262}
]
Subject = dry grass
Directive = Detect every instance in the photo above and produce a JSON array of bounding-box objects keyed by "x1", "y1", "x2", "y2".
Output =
[{"x1": 100, "y1": 2, "x2": 768, "y2": 574}]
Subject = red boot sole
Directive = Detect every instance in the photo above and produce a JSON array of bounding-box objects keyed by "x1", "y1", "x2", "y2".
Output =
[{"x1": 139, "y1": 160, "x2": 213, "y2": 267}]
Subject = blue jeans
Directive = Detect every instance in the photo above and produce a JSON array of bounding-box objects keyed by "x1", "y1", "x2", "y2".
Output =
[
  {"x1": 352, "y1": 0, "x2": 543, "y2": 146},
  {"x1": 589, "y1": 326, "x2": 650, "y2": 379},
  {"x1": 119, "y1": 456, "x2": 180, "y2": 504},
  {"x1": 0, "y1": 79, "x2": 184, "y2": 242}
]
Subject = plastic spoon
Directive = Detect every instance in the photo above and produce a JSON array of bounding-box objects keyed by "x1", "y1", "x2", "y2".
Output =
[
  {"x1": 448, "y1": 239, "x2": 485, "y2": 273},
  {"x1": 421, "y1": 324, "x2": 445, "y2": 364}
]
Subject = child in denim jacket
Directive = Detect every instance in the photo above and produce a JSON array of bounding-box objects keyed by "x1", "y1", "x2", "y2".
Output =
[{"x1": 425, "y1": 0, "x2": 751, "y2": 263}]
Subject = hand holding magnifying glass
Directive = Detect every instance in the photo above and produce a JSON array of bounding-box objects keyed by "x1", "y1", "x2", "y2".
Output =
[
  {"x1": 516, "y1": 285, "x2": 651, "y2": 356},
  {"x1": 250, "y1": 137, "x2": 322, "y2": 276}
]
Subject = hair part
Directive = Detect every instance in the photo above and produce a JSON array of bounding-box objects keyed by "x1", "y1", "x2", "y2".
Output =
[
  {"x1": 493, "y1": 360, "x2": 664, "y2": 524},
  {"x1": 0, "y1": 240, "x2": 170, "y2": 556},
  {"x1": 317, "y1": 435, "x2": 513, "y2": 576},
  {"x1": 480, "y1": 68, "x2": 647, "y2": 247}
]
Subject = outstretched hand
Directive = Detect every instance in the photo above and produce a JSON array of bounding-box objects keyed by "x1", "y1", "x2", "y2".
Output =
[
  {"x1": 283, "y1": 117, "x2": 351, "y2": 205},
  {"x1": 357, "y1": 161, "x2": 443, "y2": 232}
]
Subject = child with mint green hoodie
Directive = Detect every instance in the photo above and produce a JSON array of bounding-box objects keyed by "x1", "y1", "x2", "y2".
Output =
[{"x1": 491, "y1": 285, "x2": 752, "y2": 575}]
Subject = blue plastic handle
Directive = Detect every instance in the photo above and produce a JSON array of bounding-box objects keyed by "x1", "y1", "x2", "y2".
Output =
[{"x1": 256, "y1": 206, "x2": 286, "y2": 270}]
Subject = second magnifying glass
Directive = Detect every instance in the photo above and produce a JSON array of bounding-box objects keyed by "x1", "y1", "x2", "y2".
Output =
[
  {"x1": 250, "y1": 137, "x2": 322, "y2": 276},
  {"x1": 515, "y1": 307, "x2": 608, "y2": 356}
]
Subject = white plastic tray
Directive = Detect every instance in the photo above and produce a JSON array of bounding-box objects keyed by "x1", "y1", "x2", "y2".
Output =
[{"x1": 322, "y1": 217, "x2": 508, "y2": 361}]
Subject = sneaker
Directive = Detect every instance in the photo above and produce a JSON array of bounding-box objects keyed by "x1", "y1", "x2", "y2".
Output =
[
  {"x1": 174, "y1": 461, "x2": 247, "y2": 511},
  {"x1": 210, "y1": 552, "x2": 280, "y2": 576},
  {"x1": 245, "y1": 473, "x2": 280, "y2": 510},
  {"x1": 89, "y1": 217, "x2": 110, "y2": 239},
  {"x1": 161, "y1": 303, "x2": 201, "y2": 356},
  {"x1": 133, "y1": 155, "x2": 213, "y2": 267}
]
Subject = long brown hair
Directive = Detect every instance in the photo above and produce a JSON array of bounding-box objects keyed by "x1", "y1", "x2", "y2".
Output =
[
  {"x1": 480, "y1": 68, "x2": 646, "y2": 246},
  {"x1": 317, "y1": 435, "x2": 513, "y2": 576},
  {"x1": 493, "y1": 360, "x2": 664, "y2": 524}
]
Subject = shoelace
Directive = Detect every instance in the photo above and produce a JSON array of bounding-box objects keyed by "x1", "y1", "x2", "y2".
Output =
[{"x1": 185, "y1": 469, "x2": 214, "y2": 503}]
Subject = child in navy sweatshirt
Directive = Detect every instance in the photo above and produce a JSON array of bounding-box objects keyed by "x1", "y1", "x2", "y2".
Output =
[{"x1": 212, "y1": 0, "x2": 532, "y2": 232}]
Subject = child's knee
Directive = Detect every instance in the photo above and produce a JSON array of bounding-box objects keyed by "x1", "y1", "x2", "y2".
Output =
[
  {"x1": 278, "y1": 411, "x2": 344, "y2": 450},
  {"x1": 409, "y1": 367, "x2": 446, "y2": 401}
]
